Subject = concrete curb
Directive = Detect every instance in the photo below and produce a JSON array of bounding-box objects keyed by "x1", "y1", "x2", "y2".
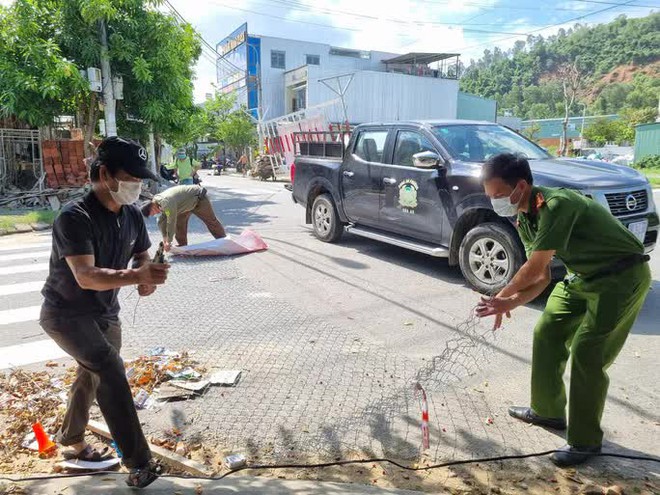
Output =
[
  {"x1": 7, "y1": 476, "x2": 428, "y2": 494},
  {"x1": 0, "y1": 223, "x2": 52, "y2": 237}
]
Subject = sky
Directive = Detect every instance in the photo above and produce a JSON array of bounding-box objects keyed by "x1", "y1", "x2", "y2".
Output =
[
  {"x1": 1, "y1": 0, "x2": 657, "y2": 103},
  {"x1": 163, "y1": 0, "x2": 658, "y2": 103}
]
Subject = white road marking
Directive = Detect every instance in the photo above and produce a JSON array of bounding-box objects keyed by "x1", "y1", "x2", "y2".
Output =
[
  {"x1": 0, "y1": 250, "x2": 51, "y2": 261},
  {"x1": 216, "y1": 188, "x2": 281, "y2": 196},
  {"x1": 0, "y1": 281, "x2": 45, "y2": 296},
  {"x1": 0, "y1": 241, "x2": 52, "y2": 252},
  {"x1": 0, "y1": 263, "x2": 49, "y2": 276},
  {"x1": 0, "y1": 305, "x2": 41, "y2": 325},
  {"x1": 0, "y1": 339, "x2": 68, "y2": 370}
]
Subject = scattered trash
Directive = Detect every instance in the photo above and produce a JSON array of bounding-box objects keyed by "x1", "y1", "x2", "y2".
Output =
[
  {"x1": 125, "y1": 351, "x2": 206, "y2": 395},
  {"x1": 404, "y1": 322, "x2": 414, "y2": 326},
  {"x1": 21, "y1": 432, "x2": 38, "y2": 451},
  {"x1": 169, "y1": 380, "x2": 210, "y2": 393},
  {"x1": 486, "y1": 417, "x2": 494, "y2": 425},
  {"x1": 155, "y1": 383, "x2": 193, "y2": 402},
  {"x1": 167, "y1": 368, "x2": 202, "y2": 381},
  {"x1": 57, "y1": 458, "x2": 121, "y2": 471},
  {"x1": 209, "y1": 370, "x2": 242, "y2": 386},
  {"x1": 0, "y1": 369, "x2": 69, "y2": 460},
  {"x1": 134, "y1": 389, "x2": 152, "y2": 410},
  {"x1": 224, "y1": 454, "x2": 247, "y2": 469}
]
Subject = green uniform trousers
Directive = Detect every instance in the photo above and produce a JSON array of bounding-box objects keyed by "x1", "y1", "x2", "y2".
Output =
[{"x1": 530, "y1": 261, "x2": 651, "y2": 447}]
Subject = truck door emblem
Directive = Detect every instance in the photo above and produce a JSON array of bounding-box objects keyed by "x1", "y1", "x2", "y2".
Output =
[{"x1": 398, "y1": 179, "x2": 419, "y2": 212}]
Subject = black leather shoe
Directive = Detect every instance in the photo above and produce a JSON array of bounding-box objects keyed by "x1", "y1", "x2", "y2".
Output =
[
  {"x1": 508, "y1": 406, "x2": 567, "y2": 430},
  {"x1": 550, "y1": 444, "x2": 601, "y2": 467}
]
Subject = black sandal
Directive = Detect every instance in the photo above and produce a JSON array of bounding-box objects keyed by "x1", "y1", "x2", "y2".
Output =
[{"x1": 62, "y1": 445, "x2": 113, "y2": 462}]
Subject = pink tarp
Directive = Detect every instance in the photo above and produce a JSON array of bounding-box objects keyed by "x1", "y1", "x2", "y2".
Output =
[{"x1": 170, "y1": 230, "x2": 268, "y2": 257}]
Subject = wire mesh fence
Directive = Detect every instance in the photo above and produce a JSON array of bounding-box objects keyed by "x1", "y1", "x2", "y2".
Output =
[{"x1": 119, "y1": 246, "x2": 556, "y2": 467}]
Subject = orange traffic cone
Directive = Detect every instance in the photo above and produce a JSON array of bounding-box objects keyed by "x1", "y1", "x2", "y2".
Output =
[{"x1": 32, "y1": 422, "x2": 56, "y2": 455}]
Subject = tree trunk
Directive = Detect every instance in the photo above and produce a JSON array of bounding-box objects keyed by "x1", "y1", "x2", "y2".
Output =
[{"x1": 81, "y1": 93, "x2": 100, "y2": 160}]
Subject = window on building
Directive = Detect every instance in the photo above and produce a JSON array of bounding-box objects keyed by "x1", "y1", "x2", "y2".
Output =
[
  {"x1": 306, "y1": 54, "x2": 320, "y2": 65},
  {"x1": 393, "y1": 131, "x2": 436, "y2": 167},
  {"x1": 271, "y1": 50, "x2": 286, "y2": 69},
  {"x1": 353, "y1": 130, "x2": 388, "y2": 163}
]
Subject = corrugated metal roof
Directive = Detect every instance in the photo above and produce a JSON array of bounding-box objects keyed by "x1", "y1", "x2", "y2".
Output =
[{"x1": 382, "y1": 53, "x2": 460, "y2": 65}]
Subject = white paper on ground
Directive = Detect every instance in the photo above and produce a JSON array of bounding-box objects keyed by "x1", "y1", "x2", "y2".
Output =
[
  {"x1": 57, "y1": 457, "x2": 121, "y2": 471},
  {"x1": 209, "y1": 370, "x2": 242, "y2": 386},
  {"x1": 169, "y1": 380, "x2": 210, "y2": 392},
  {"x1": 170, "y1": 230, "x2": 268, "y2": 257}
]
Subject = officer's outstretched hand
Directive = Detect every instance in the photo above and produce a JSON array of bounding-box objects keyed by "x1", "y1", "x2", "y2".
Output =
[
  {"x1": 475, "y1": 296, "x2": 514, "y2": 330},
  {"x1": 136, "y1": 262, "x2": 170, "y2": 286}
]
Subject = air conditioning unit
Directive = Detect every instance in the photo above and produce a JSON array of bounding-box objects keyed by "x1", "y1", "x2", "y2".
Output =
[
  {"x1": 87, "y1": 67, "x2": 102, "y2": 92},
  {"x1": 112, "y1": 75, "x2": 124, "y2": 100}
]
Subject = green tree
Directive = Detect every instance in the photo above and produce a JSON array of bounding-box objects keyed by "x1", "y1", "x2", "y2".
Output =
[
  {"x1": 217, "y1": 109, "x2": 257, "y2": 152},
  {"x1": 0, "y1": 1, "x2": 87, "y2": 126},
  {"x1": 0, "y1": 0, "x2": 200, "y2": 160}
]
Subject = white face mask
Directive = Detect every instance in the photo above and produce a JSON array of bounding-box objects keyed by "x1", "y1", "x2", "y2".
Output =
[
  {"x1": 105, "y1": 175, "x2": 142, "y2": 205},
  {"x1": 491, "y1": 186, "x2": 521, "y2": 217}
]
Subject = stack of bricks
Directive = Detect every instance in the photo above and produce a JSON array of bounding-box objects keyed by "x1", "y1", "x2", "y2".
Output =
[{"x1": 42, "y1": 140, "x2": 89, "y2": 189}]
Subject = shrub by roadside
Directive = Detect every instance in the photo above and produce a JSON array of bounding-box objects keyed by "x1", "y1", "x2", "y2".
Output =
[{"x1": 0, "y1": 210, "x2": 57, "y2": 235}]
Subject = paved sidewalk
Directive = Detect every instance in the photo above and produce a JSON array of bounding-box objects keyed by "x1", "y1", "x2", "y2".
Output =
[{"x1": 9, "y1": 475, "x2": 430, "y2": 494}]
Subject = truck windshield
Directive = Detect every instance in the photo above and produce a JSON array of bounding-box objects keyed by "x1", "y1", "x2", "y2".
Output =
[{"x1": 432, "y1": 124, "x2": 550, "y2": 162}]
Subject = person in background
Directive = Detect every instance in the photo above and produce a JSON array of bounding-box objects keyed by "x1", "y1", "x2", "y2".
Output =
[
  {"x1": 173, "y1": 149, "x2": 196, "y2": 185},
  {"x1": 141, "y1": 184, "x2": 226, "y2": 250},
  {"x1": 40, "y1": 137, "x2": 169, "y2": 488},
  {"x1": 237, "y1": 153, "x2": 249, "y2": 176}
]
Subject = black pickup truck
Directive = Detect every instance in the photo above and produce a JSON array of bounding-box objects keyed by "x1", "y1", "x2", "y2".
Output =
[{"x1": 291, "y1": 121, "x2": 658, "y2": 293}]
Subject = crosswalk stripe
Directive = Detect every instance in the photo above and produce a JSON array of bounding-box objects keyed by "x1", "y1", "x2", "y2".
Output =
[
  {"x1": 0, "y1": 339, "x2": 68, "y2": 370},
  {"x1": 0, "y1": 250, "x2": 51, "y2": 262},
  {"x1": 0, "y1": 281, "x2": 45, "y2": 296},
  {"x1": 0, "y1": 241, "x2": 51, "y2": 252},
  {"x1": 0, "y1": 305, "x2": 41, "y2": 325},
  {"x1": 0, "y1": 263, "x2": 49, "y2": 276}
]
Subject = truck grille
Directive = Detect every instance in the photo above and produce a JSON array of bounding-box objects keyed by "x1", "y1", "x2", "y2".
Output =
[{"x1": 604, "y1": 190, "x2": 647, "y2": 216}]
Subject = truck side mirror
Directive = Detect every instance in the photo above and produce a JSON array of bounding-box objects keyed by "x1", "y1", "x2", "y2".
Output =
[{"x1": 413, "y1": 151, "x2": 443, "y2": 169}]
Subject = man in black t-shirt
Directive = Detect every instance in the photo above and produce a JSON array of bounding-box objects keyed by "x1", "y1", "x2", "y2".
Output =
[{"x1": 40, "y1": 137, "x2": 169, "y2": 488}]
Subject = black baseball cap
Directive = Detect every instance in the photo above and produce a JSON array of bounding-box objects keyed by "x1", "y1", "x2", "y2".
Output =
[{"x1": 94, "y1": 136, "x2": 158, "y2": 181}]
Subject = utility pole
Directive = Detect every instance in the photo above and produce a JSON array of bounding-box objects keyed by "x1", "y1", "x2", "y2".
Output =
[{"x1": 99, "y1": 20, "x2": 117, "y2": 137}]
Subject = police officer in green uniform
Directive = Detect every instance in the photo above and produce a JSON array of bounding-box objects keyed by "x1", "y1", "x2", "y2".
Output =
[{"x1": 476, "y1": 153, "x2": 651, "y2": 467}]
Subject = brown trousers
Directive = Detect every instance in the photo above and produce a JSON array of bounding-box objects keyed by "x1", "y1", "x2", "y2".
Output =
[{"x1": 175, "y1": 195, "x2": 226, "y2": 246}]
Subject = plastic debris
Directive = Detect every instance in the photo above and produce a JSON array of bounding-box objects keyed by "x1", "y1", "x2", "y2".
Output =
[{"x1": 224, "y1": 454, "x2": 247, "y2": 469}]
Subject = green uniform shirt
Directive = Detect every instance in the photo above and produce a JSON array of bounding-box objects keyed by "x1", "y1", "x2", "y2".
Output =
[
  {"x1": 517, "y1": 186, "x2": 643, "y2": 277},
  {"x1": 174, "y1": 157, "x2": 193, "y2": 181},
  {"x1": 155, "y1": 185, "x2": 203, "y2": 242}
]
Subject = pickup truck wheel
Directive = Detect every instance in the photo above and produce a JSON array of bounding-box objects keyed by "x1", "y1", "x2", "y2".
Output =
[
  {"x1": 312, "y1": 194, "x2": 343, "y2": 243},
  {"x1": 458, "y1": 222, "x2": 524, "y2": 295}
]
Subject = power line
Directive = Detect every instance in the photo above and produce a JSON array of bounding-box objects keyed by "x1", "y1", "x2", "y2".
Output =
[
  {"x1": 452, "y1": 0, "x2": 642, "y2": 53},
  {"x1": 162, "y1": 0, "x2": 246, "y2": 77}
]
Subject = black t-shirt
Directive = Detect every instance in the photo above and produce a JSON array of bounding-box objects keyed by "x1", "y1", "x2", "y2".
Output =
[{"x1": 42, "y1": 191, "x2": 151, "y2": 317}]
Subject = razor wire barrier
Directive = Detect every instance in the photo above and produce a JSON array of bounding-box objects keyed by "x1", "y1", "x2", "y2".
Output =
[{"x1": 119, "y1": 251, "x2": 558, "y2": 468}]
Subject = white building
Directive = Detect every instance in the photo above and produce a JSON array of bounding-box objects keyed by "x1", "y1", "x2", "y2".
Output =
[{"x1": 216, "y1": 24, "x2": 469, "y2": 124}]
